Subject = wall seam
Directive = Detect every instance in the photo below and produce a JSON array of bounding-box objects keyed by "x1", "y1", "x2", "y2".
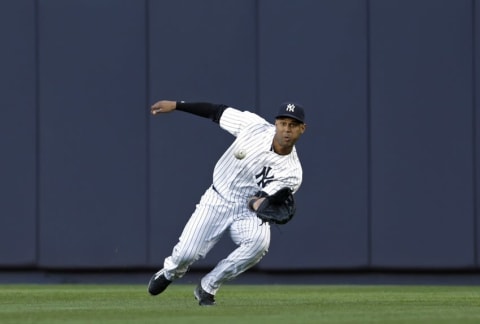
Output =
[
  {"x1": 472, "y1": 0, "x2": 478, "y2": 267},
  {"x1": 34, "y1": 0, "x2": 41, "y2": 268},
  {"x1": 366, "y1": 0, "x2": 373, "y2": 268},
  {"x1": 145, "y1": 0, "x2": 151, "y2": 266},
  {"x1": 255, "y1": 0, "x2": 260, "y2": 113}
]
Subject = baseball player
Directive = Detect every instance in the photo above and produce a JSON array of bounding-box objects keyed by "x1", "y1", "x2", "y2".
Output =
[{"x1": 148, "y1": 100, "x2": 306, "y2": 306}]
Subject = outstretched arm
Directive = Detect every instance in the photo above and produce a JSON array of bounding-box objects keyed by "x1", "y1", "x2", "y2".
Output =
[{"x1": 151, "y1": 100, "x2": 227, "y2": 123}]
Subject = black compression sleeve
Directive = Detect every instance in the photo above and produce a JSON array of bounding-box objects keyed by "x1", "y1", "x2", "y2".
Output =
[{"x1": 176, "y1": 102, "x2": 227, "y2": 124}]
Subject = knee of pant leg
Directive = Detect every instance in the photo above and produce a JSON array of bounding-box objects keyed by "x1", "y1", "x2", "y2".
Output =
[
  {"x1": 246, "y1": 236, "x2": 270, "y2": 259},
  {"x1": 172, "y1": 245, "x2": 204, "y2": 268},
  {"x1": 258, "y1": 238, "x2": 270, "y2": 258}
]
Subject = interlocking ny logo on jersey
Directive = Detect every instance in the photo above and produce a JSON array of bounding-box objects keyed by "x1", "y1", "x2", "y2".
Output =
[
  {"x1": 256, "y1": 166, "x2": 274, "y2": 188},
  {"x1": 286, "y1": 104, "x2": 296, "y2": 112}
]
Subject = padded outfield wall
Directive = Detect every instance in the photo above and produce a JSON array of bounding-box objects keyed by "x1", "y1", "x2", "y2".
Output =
[{"x1": 0, "y1": 0, "x2": 478, "y2": 271}]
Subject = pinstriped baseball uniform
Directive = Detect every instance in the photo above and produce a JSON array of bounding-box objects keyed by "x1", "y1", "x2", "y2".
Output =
[{"x1": 162, "y1": 107, "x2": 303, "y2": 295}]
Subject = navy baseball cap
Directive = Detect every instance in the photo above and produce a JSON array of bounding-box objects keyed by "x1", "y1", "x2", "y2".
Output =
[{"x1": 275, "y1": 102, "x2": 305, "y2": 123}]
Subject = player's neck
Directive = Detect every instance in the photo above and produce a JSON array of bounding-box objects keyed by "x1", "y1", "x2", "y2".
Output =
[{"x1": 271, "y1": 141, "x2": 293, "y2": 156}]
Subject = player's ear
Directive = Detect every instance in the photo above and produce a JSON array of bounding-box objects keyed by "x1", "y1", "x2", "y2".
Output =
[{"x1": 300, "y1": 123, "x2": 306, "y2": 134}]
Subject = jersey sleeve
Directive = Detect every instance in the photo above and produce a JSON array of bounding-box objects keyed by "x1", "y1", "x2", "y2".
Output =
[
  {"x1": 262, "y1": 175, "x2": 302, "y2": 196},
  {"x1": 219, "y1": 107, "x2": 268, "y2": 137}
]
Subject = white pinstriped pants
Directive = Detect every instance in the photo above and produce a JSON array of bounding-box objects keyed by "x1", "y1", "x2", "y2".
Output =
[{"x1": 163, "y1": 186, "x2": 271, "y2": 295}]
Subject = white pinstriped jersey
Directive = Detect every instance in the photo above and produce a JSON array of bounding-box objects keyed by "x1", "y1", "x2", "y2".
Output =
[{"x1": 212, "y1": 107, "x2": 303, "y2": 203}]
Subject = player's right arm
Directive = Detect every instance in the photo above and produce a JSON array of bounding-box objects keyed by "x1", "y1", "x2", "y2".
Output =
[
  {"x1": 150, "y1": 100, "x2": 176, "y2": 114},
  {"x1": 151, "y1": 100, "x2": 227, "y2": 123},
  {"x1": 151, "y1": 99, "x2": 267, "y2": 136}
]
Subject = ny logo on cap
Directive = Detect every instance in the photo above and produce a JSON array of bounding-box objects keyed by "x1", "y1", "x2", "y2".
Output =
[{"x1": 286, "y1": 104, "x2": 296, "y2": 112}]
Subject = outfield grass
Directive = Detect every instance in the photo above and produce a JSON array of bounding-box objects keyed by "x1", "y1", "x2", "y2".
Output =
[{"x1": 0, "y1": 284, "x2": 479, "y2": 323}]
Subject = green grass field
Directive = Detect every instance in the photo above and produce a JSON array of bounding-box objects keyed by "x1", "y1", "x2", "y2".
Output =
[{"x1": 0, "y1": 284, "x2": 479, "y2": 323}]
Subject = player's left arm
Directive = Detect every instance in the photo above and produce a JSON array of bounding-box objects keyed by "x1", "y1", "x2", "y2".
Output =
[
  {"x1": 247, "y1": 176, "x2": 301, "y2": 211},
  {"x1": 247, "y1": 191, "x2": 268, "y2": 211},
  {"x1": 248, "y1": 187, "x2": 297, "y2": 224}
]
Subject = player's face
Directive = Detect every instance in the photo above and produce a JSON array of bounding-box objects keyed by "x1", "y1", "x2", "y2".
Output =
[{"x1": 273, "y1": 118, "x2": 306, "y2": 154}]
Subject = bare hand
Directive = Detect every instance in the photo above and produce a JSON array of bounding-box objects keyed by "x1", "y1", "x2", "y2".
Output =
[
  {"x1": 253, "y1": 198, "x2": 266, "y2": 210},
  {"x1": 151, "y1": 100, "x2": 176, "y2": 115},
  {"x1": 248, "y1": 197, "x2": 266, "y2": 211}
]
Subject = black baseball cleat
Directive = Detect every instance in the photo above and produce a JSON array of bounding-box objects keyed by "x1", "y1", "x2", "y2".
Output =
[
  {"x1": 194, "y1": 284, "x2": 216, "y2": 306},
  {"x1": 148, "y1": 269, "x2": 172, "y2": 296}
]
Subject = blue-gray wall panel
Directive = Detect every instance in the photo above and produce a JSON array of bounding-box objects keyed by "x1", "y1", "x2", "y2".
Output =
[
  {"x1": 257, "y1": 0, "x2": 369, "y2": 269},
  {"x1": 370, "y1": 0, "x2": 475, "y2": 268},
  {"x1": 38, "y1": 0, "x2": 148, "y2": 268},
  {"x1": 0, "y1": 0, "x2": 37, "y2": 265},
  {"x1": 147, "y1": 0, "x2": 257, "y2": 268}
]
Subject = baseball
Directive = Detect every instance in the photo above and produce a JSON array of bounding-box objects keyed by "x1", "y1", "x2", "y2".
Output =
[{"x1": 234, "y1": 149, "x2": 247, "y2": 160}]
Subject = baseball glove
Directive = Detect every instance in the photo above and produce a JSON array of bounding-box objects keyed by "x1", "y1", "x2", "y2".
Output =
[{"x1": 255, "y1": 187, "x2": 296, "y2": 225}]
